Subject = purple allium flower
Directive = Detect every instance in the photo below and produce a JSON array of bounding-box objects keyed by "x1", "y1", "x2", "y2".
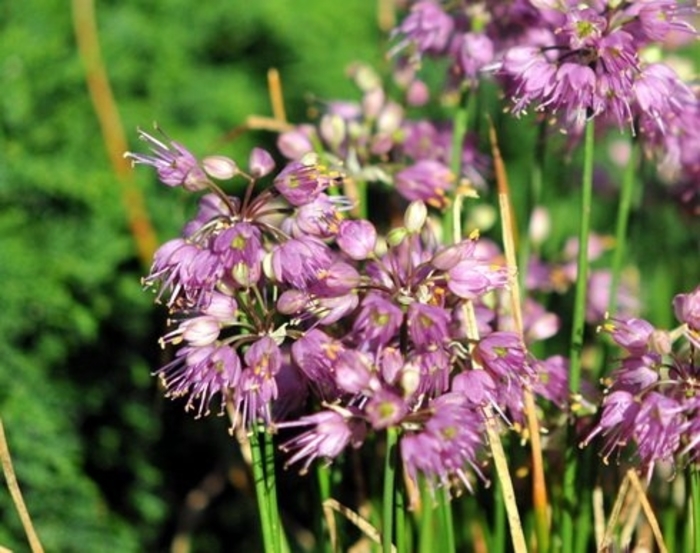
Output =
[
  {"x1": 291, "y1": 329, "x2": 344, "y2": 399},
  {"x1": 144, "y1": 238, "x2": 222, "y2": 307},
  {"x1": 452, "y1": 369, "x2": 499, "y2": 409},
  {"x1": 351, "y1": 293, "x2": 404, "y2": 348},
  {"x1": 336, "y1": 219, "x2": 377, "y2": 260},
  {"x1": 401, "y1": 393, "x2": 485, "y2": 493},
  {"x1": 633, "y1": 392, "x2": 684, "y2": 471},
  {"x1": 365, "y1": 389, "x2": 408, "y2": 430},
  {"x1": 407, "y1": 302, "x2": 450, "y2": 349},
  {"x1": 674, "y1": 285, "x2": 700, "y2": 331},
  {"x1": 391, "y1": 0, "x2": 454, "y2": 58},
  {"x1": 274, "y1": 157, "x2": 335, "y2": 206},
  {"x1": 201, "y1": 291, "x2": 238, "y2": 322},
  {"x1": 235, "y1": 337, "x2": 282, "y2": 427},
  {"x1": 395, "y1": 160, "x2": 454, "y2": 208},
  {"x1": 212, "y1": 222, "x2": 264, "y2": 276},
  {"x1": 271, "y1": 236, "x2": 334, "y2": 290},
  {"x1": 412, "y1": 347, "x2": 451, "y2": 396},
  {"x1": 160, "y1": 315, "x2": 221, "y2": 348},
  {"x1": 279, "y1": 409, "x2": 367, "y2": 474},
  {"x1": 277, "y1": 126, "x2": 315, "y2": 160},
  {"x1": 454, "y1": 32, "x2": 494, "y2": 82},
  {"x1": 532, "y1": 355, "x2": 569, "y2": 409},
  {"x1": 601, "y1": 316, "x2": 655, "y2": 355},
  {"x1": 271, "y1": 356, "x2": 308, "y2": 421},
  {"x1": 607, "y1": 353, "x2": 661, "y2": 395},
  {"x1": 582, "y1": 389, "x2": 640, "y2": 463},
  {"x1": 334, "y1": 350, "x2": 377, "y2": 395},
  {"x1": 156, "y1": 344, "x2": 241, "y2": 418},
  {"x1": 249, "y1": 147, "x2": 275, "y2": 178},
  {"x1": 125, "y1": 129, "x2": 210, "y2": 191},
  {"x1": 446, "y1": 257, "x2": 509, "y2": 299},
  {"x1": 474, "y1": 331, "x2": 531, "y2": 381},
  {"x1": 294, "y1": 193, "x2": 346, "y2": 238}
]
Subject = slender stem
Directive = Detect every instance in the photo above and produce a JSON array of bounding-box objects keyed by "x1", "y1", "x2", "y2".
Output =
[
  {"x1": 395, "y1": 468, "x2": 407, "y2": 553},
  {"x1": 71, "y1": 0, "x2": 158, "y2": 266},
  {"x1": 250, "y1": 429, "x2": 276, "y2": 553},
  {"x1": 691, "y1": 463, "x2": 700, "y2": 553},
  {"x1": 0, "y1": 418, "x2": 45, "y2": 553},
  {"x1": 418, "y1": 479, "x2": 434, "y2": 553},
  {"x1": 518, "y1": 120, "x2": 547, "y2": 291},
  {"x1": 383, "y1": 428, "x2": 399, "y2": 553},
  {"x1": 263, "y1": 431, "x2": 283, "y2": 553},
  {"x1": 490, "y1": 119, "x2": 549, "y2": 552},
  {"x1": 608, "y1": 139, "x2": 637, "y2": 315},
  {"x1": 316, "y1": 465, "x2": 332, "y2": 553},
  {"x1": 438, "y1": 488, "x2": 456, "y2": 553},
  {"x1": 444, "y1": 88, "x2": 472, "y2": 241},
  {"x1": 562, "y1": 118, "x2": 596, "y2": 553}
]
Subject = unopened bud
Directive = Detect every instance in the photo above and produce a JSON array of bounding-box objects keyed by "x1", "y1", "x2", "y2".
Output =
[
  {"x1": 404, "y1": 201, "x2": 427, "y2": 233},
  {"x1": 203, "y1": 155, "x2": 238, "y2": 180}
]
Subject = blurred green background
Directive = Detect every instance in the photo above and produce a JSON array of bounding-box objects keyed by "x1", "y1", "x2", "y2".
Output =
[{"x1": 0, "y1": 1, "x2": 383, "y2": 550}]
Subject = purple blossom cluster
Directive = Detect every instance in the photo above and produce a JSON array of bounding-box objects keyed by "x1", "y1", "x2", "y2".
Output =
[
  {"x1": 582, "y1": 285, "x2": 700, "y2": 479},
  {"x1": 277, "y1": 63, "x2": 490, "y2": 209},
  {"x1": 391, "y1": 0, "x2": 700, "y2": 202},
  {"x1": 126, "y1": 128, "x2": 564, "y2": 490}
]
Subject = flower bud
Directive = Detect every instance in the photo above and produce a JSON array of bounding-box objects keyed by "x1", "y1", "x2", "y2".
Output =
[
  {"x1": 203, "y1": 155, "x2": 238, "y2": 180},
  {"x1": 337, "y1": 220, "x2": 377, "y2": 260},
  {"x1": 387, "y1": 227, "x2": 408, "y2": 247},
  {"x1": 404, "y1": 200, "x2": 427, "y2": 233},
  {"x1": 249, "y1": 147, "x2": 275, "y2": 178}
]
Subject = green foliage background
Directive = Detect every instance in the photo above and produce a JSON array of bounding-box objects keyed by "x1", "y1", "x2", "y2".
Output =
[{"x1": 0, "y1": 1, "x2": 381, "y2": 550}]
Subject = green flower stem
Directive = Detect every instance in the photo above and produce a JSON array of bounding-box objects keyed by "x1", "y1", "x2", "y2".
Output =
[
  {"x1": 439, "y1": 487, "x2": 456, "y2": 553},
  {"x1": 395, "y1": 468, "x2": 407, "y2": 553},
  {"x1": 445, "y1": 88, "x2": 472, "y2": 242},
  {"x1": 561, "y1": 118, "x2": 596, "y2": 553},
  {"x1": 691, "y1": 463, "x2": 700, "y2": 552},
  {"x1": 608, "y1": 139, "x2": 638, "y2": 315},
  {"x1": 263, "y1": 430, "x2": 284, "y2": 553},
  {"x1": 518, "y1": 120, "x2": 547, "y2": 292},
  {"x1": 250, "y1": 429, "x2": 276, "y2": 553},
  {"x1": 383, "y1": 427, "x2": 399, "y2": 553},
  {"x1": 315, "y1": 465, "x2": 332, "y2": 553},
  {"x1": 418, "y1": 479, "x2": 435, "y2": 553}
]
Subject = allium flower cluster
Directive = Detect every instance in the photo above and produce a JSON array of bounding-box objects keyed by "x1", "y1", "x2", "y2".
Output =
[
  {"x1": 128, "y1": 128, "x2": 563, "y2": 491},
  {"x1": 582, "y1": 285, "x2": 700, "y2": 479},
  {"x1": 392, "y1": 0, "x2": 700, "y2": 198},
  {"x1": 277, "y1": 63, "x2": 490, "y2": 209}
]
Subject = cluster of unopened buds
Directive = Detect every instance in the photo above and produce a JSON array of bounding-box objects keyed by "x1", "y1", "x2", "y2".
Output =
[{"x1": 125, "y1": 128, "x2": 567, "y2": 490}]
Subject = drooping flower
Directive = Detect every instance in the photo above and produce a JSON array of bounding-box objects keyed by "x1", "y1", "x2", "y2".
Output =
[
  {"x1": 125, "y1": 129, "x2": 210, "y2": 191},
  {"x1": 278, "y1": 409, "x2": 367, "y2": 474}
]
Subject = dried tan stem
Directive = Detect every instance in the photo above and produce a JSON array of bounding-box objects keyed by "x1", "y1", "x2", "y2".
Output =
[{"x1": 0, "y1": 419, "x2": 45, "y2": 553}]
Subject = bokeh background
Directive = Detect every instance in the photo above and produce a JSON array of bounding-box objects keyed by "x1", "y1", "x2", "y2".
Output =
[{"x1": 1, "y1": 1, "x2": 384, "y2": 550}]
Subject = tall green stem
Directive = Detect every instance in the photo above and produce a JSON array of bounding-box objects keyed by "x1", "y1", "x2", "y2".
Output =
[
  {"x1": 383, "y1": 428, "x2": 399, "y2": 553},
  {"x1": 263, "y1": 430, "x2": 283, "y2": 553},
  {"x1": 561, "y1": 118, "x2": 596, "y2": 553},
  {"x1": 250, "y1": 429, "x2": 276, "y2": 553},
  {"x1": 439, "y1": 488, "x2": 456, "y2": 553},
  {"x1": 691, "y1": 463, "x2": 700, "y2": 552},
  {"x1": 608, "y1": 139, "x2": 637, "y2": 315}
]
